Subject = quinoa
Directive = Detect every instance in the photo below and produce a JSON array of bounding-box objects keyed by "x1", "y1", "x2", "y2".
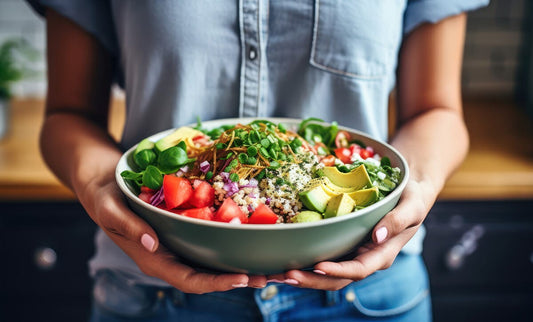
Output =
[
  {"x1": 213, "y1": 176, "x2": 266, "y2": 215},
  {"x1": 212, "y1": 151, "x2": 323, "y2": 223},
  {"x1": 258, "y1": 151, "x2": 323, "y2": 222}
]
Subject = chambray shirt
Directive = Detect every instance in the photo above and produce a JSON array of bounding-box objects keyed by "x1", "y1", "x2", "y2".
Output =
[{"x1": 30, "y1": 0, "x2": 488, "y2": 286}]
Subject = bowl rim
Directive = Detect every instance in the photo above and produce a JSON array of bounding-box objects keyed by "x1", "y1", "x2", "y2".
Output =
[{"x1": 115, "y1": 117, "x2": 409, "y2": 231}]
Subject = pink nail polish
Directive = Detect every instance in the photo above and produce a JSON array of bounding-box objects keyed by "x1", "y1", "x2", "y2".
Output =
[
  {"x1": 266, "y1": 279, "x2": 284, "y2": 284},
  {"x1": 141, "y1": 233, "x2": 155, "y2": 252},
  {"x1": 283, "y1": 279, "x2": 299, "y2": 285},
  {"x1": 313, "y1": 269, "x2": 326, "y2": 275},
  {"x1": 231, "y1": 283, "x2": 248, "y2": 288},
  {"x1": 376, "y1": 226, "x2": 388, "y2": 244}
]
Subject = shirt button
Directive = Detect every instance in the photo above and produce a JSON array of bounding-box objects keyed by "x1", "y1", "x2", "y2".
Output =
[
  {"x1": 260, "y1": 285, "x2": 278, "y2": 300},
  {"x1": 248, "y1": 46, "x2": 257, "y2": 61},
  {"x1": 345, "y1": 290, "x2": 356, "y2": 302}
]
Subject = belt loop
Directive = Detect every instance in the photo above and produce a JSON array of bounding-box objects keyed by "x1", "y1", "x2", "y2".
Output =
[{"x1": 324, "y1": 290, "x2": 339, "y2": 307}]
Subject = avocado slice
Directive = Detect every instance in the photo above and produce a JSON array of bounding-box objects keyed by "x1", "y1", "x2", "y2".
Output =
[
  {"x1": 322, "y1": 165, "x2": 371, "y2": 190},
  {"x1": 154, "y1": 127, "x2": 204, "y2": 152},
  {"x1": 298, "y1": 185, "x2": 332, "y2": 213},
  {"x1": 324, "y1": 193, "x2": 356, "y2": 218},
  {"x1": 347, "y1": 186, "x2": 379, "y2": 207},
  {"x1": 292, "y1": 211, "x2": 323, "y2": 223},
  {"x1": 134, "y1": 138, "x2": 155, "y2": 157},
  {"x1": 306, "y1": 177, "x2": 356, "y2": 195}
]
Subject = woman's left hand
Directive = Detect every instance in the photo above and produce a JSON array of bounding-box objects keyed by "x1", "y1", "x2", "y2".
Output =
[{"x1": 266, "y1": 178, "x2": 433, "y2": 290}]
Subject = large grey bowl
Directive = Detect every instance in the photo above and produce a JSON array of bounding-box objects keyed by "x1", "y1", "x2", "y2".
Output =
[{"x1": 115, "y1": 118, "x2": 409, "y2": 274}]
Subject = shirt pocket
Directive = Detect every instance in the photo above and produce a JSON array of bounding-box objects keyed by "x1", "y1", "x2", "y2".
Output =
[{"x1": 310, "y1": 0, "x2": 405, "y2": 79}]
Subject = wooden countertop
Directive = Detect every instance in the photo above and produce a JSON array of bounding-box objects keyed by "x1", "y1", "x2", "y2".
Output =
[{"x1": 1, "y1": 98, "x2": 532, "y2": 201}]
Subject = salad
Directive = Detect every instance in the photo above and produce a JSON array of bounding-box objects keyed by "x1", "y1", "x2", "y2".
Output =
[{"x1": 120, "y1": 118, "x2": 401, "y2": 224}]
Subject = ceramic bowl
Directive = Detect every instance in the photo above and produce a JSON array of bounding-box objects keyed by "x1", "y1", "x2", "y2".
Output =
[{"x1": 115, "y1": 118, "x2": 409, "y2": 274}]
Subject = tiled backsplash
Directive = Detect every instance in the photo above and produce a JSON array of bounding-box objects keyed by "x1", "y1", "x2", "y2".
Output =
[{"x1": 0, "y1": 0, "x2": 529, "y2": 98}]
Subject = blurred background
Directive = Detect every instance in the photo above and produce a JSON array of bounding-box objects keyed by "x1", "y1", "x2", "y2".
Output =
[{"x1": 0, "y1": 0, "x2": 532, "y2": 321}]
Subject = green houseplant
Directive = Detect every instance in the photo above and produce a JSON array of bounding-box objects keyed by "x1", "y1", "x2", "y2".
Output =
[{"x1": 0, "y1": 38, "x2": 39, "y2": 138}]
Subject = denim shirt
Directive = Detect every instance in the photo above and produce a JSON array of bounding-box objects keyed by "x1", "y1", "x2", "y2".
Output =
[{"x1": 29, "y1": 0, "x2": 489, "y2": 286}]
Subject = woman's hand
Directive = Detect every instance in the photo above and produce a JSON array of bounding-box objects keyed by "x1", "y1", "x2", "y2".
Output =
[
  {"x1": 79, "y1": 175, "x2": 267, "y2": 293},
  {"x1": 268, "y1": 13, "x2": 470, "y2": 290},
  {"x1": 42, "y1": 9, "x2": 266, "y2": 294},
  {"x1": 266, "y1": 178, "x2": 432, "y2": 290}
]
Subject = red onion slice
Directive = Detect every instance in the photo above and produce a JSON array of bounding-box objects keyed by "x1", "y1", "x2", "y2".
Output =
[
  {"x1": 149, "y1": 187, "x2": 165, "y2": 206},
  {"x1": 199, "y1": 161, "x2": 210, "y2": 173}
]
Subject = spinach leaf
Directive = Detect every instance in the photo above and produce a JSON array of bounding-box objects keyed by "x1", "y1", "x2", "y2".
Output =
[
  {"x1": 134, "y1": 149, "x2": 156, "y2": 170},
  {"x1": 158, "y1": 146, "x2": 189, "y2": 173},
  {"x1": 142, "y1": 165, "x2": 163, "y2": 190}
]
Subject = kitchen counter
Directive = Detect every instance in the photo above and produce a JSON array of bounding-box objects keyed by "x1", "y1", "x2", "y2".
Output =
[{"x1": 1, "y1": 98, "x2": 532, "y2": 200}]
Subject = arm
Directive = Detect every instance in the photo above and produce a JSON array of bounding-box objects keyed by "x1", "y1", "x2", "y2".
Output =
[
  {"x1": 41, "y1": 9, "x2": 266, "y2": 293},
  {"x1": 269, "y1": 13, "x2": 469, "y2": 289}
]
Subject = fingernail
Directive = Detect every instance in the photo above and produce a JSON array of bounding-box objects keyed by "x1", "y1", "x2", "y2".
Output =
[
  {"x1": 231, "y1": 283, "x2": 248, "y2": 288},
  {"x1": 141, "y1": 233, "x2": 155, "y2": 252},
  {"x1": 376, "y1": 227, "x2": 388, "y2": 244},
  {"x1": 313, "y1": 269, "x2": 326, "y2": 275},
  {"x1": 266, "y1": 279, "x2": 284, "y2": 284},
  {"x1": 283, "y1": 279, "x2": 299, "y2": 285},
  {"x1": 250, "y1": 284, "x2": 266, "y2": 289}
]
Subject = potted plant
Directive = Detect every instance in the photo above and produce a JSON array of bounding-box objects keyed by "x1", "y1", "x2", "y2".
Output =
[{"x1": 0, "y1": 38, "x2": 38, "y2": 139}]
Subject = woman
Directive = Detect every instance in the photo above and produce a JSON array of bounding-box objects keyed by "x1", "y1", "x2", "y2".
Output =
[{"x1": 29, "y1": 0, "x2": 488, "y2": 321}]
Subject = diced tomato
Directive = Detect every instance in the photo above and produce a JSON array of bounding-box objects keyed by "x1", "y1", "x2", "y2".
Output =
[
  {"x1": 365, "y1": 146, "x2": 375, "y2": 157},
  {"x1": 193, "y1": 135, "x2": 211, "y2": 147},
  {"x1": 141, "y1": 186, "x2": 156, "y2": 194},
  {"x1": 189, "y1": 180, "x2": 215, "y2": 208},
  {"x1": 214, "y1": 198, "x2": 248, "y2": 223},
  {"x1": 359, "y1": 149, "x2": 372, "y2": 159},
  {"x1": 334, "y1": 147, "x2": 352, "y2": 164},
  {"x1": 349, "y1": 144, "x2": 362, "y2": 156},
  {"x1": 320, "y1": 155, "x2": 336, "y2": 166},
  {"x1": 248, "y1": 204, "x2": 278, "y2": 224},
  {"x1": 138, "y1": 190, "x2": 155, "y2": 204},
  {"x1": 163, "y1": 175, "x2": 193, "y2": 209},
  {"x1": 175, "y1": 207, "x2": 215, "y2": 221},
  {"x1": 335, "y1": 131, "x2": 351, "y2": 148}
]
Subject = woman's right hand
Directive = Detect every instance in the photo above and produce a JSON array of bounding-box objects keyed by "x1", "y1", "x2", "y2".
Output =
[
  {"x1": 78, "y1": 173, "x2": 267, "y2": 294},
  {"x1": 42, "y1": 8, "x2": 265, "y2": 294}
]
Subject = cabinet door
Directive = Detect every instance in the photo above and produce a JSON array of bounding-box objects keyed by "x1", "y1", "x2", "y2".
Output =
[
  {"x1": 0, "y1": 201, "x2": 97, "y2": 321},
  {"x1": 423, "y1": 200, "x2": 533, "y2": 322}
]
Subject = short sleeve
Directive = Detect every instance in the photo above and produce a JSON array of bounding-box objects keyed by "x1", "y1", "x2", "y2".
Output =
[
  {"x1": 26, "y1": 0, "x2": 118, "y2": 56},
  {"x1": 403, "y1": 0, "x2": 490, "y2": 35}
]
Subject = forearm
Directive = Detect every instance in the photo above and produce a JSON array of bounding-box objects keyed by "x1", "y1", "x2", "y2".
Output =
[
  {"x1": 39, "y1": 112, "x2": 122, "y2": 198},
  {"x1": 391, "y1": 106, "x2": 469, "y2": 206}
]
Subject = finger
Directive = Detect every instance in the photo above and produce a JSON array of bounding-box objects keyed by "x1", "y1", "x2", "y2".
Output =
[
  {"x1": 248, "y1": 275, "x2": 268, "y2": 288},
  {"x1": 315, "y1": 227, "x2": 417, "y2": 280},
  {"x1": 282, "y1": 270, "x2": 352, "y2": 291},
  {"x1": 96, "y1": 192, "x2": 160, "y2": 253},
  {"x1": 152, "y1": 248, "x2": 251, "y2": 294},
  {"x1": 372, "y1": 186, "x2": 426, "y2": 245}
]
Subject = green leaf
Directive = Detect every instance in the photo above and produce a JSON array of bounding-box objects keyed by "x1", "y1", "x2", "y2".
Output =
[
  {"x1": 380, "y1": 156, "x2": 391, "y2": 167},
  {"x1": 133, "y1": 149, "x2": 156, "y2": 170},
  {"x1": 142, "y1": 166, "x2": 163, "y2": 190},
  {"x1": 158, "y1": 146, "x2": 188, "y2": 172},
  {"x1": 120, "y1": 170, "x2": 142, "y2": 181}
]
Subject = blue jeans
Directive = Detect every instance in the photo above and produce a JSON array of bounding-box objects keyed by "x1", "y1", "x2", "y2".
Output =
[{"x1": 90, "y1": 253, "x2": 431, "y2": 322}]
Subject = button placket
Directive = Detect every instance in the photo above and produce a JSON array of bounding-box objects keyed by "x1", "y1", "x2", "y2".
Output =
[{"x1": 239, "y1": 0, "x2": 266, "y2": 117}]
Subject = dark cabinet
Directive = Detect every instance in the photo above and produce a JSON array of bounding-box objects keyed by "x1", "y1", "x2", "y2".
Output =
[
  {"x1": 1, "y1": 200, "x2": 532, "y2": 321},
  {"x1": 0, "y1": 201, "x2": 97, "y2": 321},
  {"x1": 423, "y1": 200, "x2": 533, "y2": 322}
]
